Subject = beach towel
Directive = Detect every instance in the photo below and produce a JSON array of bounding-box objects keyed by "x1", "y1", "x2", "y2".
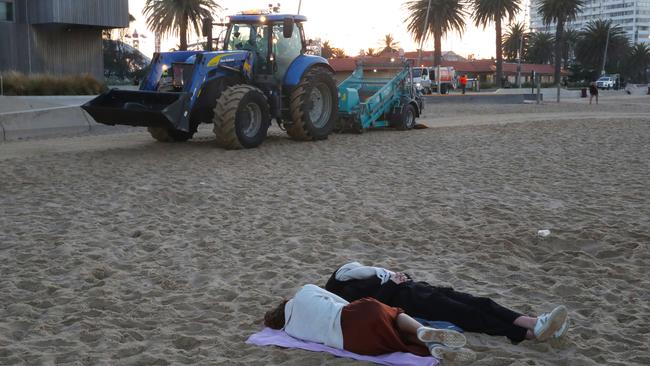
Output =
[{"x1": 247, "y1": 328, "x2": 438, "y2": 366}]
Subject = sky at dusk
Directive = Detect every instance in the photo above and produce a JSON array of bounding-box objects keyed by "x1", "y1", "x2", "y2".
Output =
[{"x1": 127, "y1": 0, "x2": 528, "y2": 60}]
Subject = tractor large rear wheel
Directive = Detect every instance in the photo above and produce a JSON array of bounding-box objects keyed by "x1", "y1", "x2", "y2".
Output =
[
  {"x1": 147, "y1": 127, "x2": 194, "y2": 142},
  {"x1": 286, "y1": 68, "x2": 338, "y2": 141},
  {"x1": 213, "y1": 85, "x2": 270, "y2": 149}
]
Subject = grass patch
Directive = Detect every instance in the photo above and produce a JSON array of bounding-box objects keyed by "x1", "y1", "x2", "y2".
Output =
[{"x1": 1, "y1": 71, "x2": 107, "y2": 95}]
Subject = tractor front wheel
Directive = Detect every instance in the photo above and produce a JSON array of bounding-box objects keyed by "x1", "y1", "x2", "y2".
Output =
[
  {"x1": 286, "y1": 68, "x2": 338, "y2": 141},
  {"x1": 213, "y1": 85, "x2": 270, "y2": 149},
  {"x1": 147, "y1": 127, "x2": 193, "y2": 142}
]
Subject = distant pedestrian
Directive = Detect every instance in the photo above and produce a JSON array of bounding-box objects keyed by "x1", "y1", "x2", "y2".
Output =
[
  {"x1": 460, "y1": 74, "x2": 468, "y2": 95},
  {"x1": 589, "y1": 82, "x2": 599, "y2": 105}
]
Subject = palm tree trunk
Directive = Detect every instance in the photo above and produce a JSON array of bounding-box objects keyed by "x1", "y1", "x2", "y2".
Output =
[
  {"x1": 495, "y1": 18, "x2": 503, "y2": 88},
  {"x1": 180, "y1": 12, "x2": 188, "y2": 50},
  {"x1": 554, "y1": 19, "x2": 564, "y2": 96},
  {"x1": 434, "y1": 30, "x2": 442, "y2": 66}
]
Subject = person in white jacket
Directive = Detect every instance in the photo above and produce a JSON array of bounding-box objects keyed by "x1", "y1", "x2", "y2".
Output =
[{"x1": 264, "y1": 284, "x2": 476, "y2": 363}]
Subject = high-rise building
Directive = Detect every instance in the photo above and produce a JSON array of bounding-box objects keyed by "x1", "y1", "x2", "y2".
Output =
[{"x1": 529, "y1": 0, "x2": 650, "y2": 44}]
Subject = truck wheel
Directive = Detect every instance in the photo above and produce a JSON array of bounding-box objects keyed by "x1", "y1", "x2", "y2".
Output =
[
  {"x1": 147, "y1": 127, "x2": 193, "y2": 142},
  {"x1": 393, "y1": 104, "x2": 416, "y2": 131},
  {"x1": 287, "y1": 68, "x2": 338, "y2": 141},
  {"x1": 213, "y1": 85, "x2": 270, "y2": 149}
]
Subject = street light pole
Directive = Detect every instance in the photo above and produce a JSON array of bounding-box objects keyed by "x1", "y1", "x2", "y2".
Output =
[
  {"x1": 517, "y1": 34, "x2": 523, "y2": 88},
  {"x1": 601, "y1": 26, "x2": 610, "y2": 75}
]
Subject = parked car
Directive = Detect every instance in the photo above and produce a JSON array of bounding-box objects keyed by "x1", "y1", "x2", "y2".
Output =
[{"x1": 596, "y1": 76, "x2": 615, "y2": 90}]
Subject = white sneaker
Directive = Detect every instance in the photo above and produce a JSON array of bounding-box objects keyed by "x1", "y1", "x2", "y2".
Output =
[
  {"x1": 429, "y1": 344, "x2": 476, "y2": 363},
  {"x1": 417, "y1": 327, "x2": 467, "y2": 348},
  {"x1": 552, "y1": 318, "x2": 570, "y2": 339},
  {"x1": 534, "y1": 305, "x2": 568, "y2": 341}
]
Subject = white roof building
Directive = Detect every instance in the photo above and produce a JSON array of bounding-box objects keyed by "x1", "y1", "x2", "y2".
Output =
[{"x1": 529, "y1": 0, "x2": 650, "y2": 44}]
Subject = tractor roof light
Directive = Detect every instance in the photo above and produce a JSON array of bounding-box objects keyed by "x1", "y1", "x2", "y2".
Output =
[
  {"x1": 224, "y1": 16, "x2": 230, "y2": 24},
  {"x1": 260, "y1": 15, "x2": 267, "y2": 23}
]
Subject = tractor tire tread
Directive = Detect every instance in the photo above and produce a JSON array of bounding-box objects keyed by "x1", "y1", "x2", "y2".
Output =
[
  {"x1": 286, "y1": 67, "x2": 336, "y2": 141},
  {"x1": 213, "y1": 84, "x2": 262, "y2": 150}
]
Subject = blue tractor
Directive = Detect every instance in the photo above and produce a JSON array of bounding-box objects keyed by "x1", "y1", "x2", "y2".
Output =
[{"x1": 83, "y1": 13, "x2": 338, "y2": 149}]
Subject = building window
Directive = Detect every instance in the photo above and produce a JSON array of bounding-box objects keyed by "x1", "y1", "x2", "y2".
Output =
[{"x1": 0, "y1": 1, "x2": 13, "y2": 22}]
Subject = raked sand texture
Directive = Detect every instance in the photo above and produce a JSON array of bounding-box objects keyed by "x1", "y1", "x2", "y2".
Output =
[{"x1": 1, "y1": 98, "x2": 649, "y2": 365}]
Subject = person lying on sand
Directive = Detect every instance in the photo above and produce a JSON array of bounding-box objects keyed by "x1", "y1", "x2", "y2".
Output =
[
  {"x1": 325, "y1": 262, "x2": 568, "y2": 344},
  {"x1": 264, "y1": 284, "x2": 476, "y2": 363}
]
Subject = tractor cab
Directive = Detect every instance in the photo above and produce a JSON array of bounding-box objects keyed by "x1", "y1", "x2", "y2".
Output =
[{"x1": 223, "y1": 13, "x2": 307, "y2": 82}]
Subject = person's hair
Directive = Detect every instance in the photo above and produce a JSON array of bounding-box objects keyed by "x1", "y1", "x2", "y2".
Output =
[{"x1": 264, "y1": 299, "x2": 288, "y2": 329}]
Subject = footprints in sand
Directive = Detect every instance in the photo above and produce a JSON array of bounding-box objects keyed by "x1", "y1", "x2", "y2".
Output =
[{"x1": 1, "y1": 118, "x2": 649, "y2": 364}]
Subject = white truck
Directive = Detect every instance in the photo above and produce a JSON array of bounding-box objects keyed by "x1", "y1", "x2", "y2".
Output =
[
  {"x1": 412, "y1": 67, "x2": 433, "y2": 94},
  {"x1": 431, "y1": 66, "x2": 457, "y2": 94},
  {"x1": 412, "y1": 66, "x2": 457, "y2": 94}
]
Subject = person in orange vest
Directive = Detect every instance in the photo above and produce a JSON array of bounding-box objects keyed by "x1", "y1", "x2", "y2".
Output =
[{"x1": 460, "y1": 74, "x2": 468, "y2": 95}]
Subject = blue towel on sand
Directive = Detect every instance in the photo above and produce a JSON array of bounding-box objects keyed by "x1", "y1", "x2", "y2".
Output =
[{"x1": 414, "y1": 318, "x2": 464, "y2": 333}]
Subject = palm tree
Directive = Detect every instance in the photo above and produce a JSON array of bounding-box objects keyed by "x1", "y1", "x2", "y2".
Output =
[
  {"x1": 537, "y1": 0, "x2": 584, "y2": 89},
  {"x1": 471, "y1": 0, "x2": 521, "y2": 88},
  {"x1": 503, "y1": 22, "x2": 528, "y2": 62},
  {"x1": 626, "y1": 43, "x2": 650, "y2": 83},
  {"x1": 143, "y1": 0, "x2": 221, "y2": 51},
  {"x1": 366, "y1": 48, "x2": 377, "y2": 57},
  {"x1": 321, "y1": 41, "x2": 334, "y2": 59},
  {"x1": 332, "y1": 48, "x2": 347, "y2": 59},
  {"x1": 526, "y1": 32, "x2": 554, "y2": 64},
  {"x1": 575, "y1": 20, "x2": 629, "y2": 77},
  {"x1": 405, "y1": 0, "x2": 467, "y2": 66},
  {"x1": 380, "y1": 34, "x2": 400, "y2": 55}
]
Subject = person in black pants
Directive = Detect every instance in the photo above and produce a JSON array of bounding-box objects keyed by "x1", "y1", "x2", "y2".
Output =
[{"x1": 325, "y1": 262, "x2": 569, "y2": 345}]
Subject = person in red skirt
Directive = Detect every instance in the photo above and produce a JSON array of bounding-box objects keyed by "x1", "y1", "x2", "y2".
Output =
[
  {"x1": 264, "y1": 284, "x2": 476, "y2": 363},
  {"x1": 325, "y1": 262, "x2": 569, "y2": 344}
]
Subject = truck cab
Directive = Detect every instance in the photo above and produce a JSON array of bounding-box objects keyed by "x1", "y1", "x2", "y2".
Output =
[{"x1": 412, "y1": 67, "x2": 432, "y2": 94}]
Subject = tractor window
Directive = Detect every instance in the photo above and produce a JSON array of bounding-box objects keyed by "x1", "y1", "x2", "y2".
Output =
[
  {"x1": 227, "y1": 24, "x2": 267, "y2": 55},
  {"x1": 272, "y1": 23, "x2": 303, "y2": 82},
  {"x1": 227, "y1": 23, "x2": 271, "y2": 74}
]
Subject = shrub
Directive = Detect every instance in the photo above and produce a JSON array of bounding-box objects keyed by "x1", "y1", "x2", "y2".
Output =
[{"x1": 1, "y1": 71, "x2": 107, "y2": 95}]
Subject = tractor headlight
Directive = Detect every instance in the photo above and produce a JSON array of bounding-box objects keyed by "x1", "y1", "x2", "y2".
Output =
[{"x1": 416, "y1": 83, "x2": 421, "y2": 87}]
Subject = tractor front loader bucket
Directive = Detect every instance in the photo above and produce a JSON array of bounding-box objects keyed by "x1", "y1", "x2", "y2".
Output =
[{"x1": 82, "y1": 89, "x2": 190, "y2": 130}]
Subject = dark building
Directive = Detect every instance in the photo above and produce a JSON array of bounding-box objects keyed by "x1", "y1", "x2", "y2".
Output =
[{"x1": 0, "y1": 0, "x2": 129, "y2": 79}]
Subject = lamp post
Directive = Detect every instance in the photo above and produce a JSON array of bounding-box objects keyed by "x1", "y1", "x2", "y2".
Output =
[{"x1": 601, "y1": 26, "x2": 610, "y2": 76}]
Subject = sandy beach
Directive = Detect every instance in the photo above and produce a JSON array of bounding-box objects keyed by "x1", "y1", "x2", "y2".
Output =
[{"x1": 1, "y1": 96, "x2": 649, "y2": 365}]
